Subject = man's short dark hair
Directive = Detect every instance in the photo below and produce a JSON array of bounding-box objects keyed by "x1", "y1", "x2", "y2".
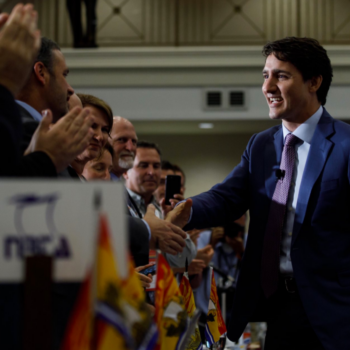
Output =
[
  {"x1": 161, "y1": 160, "x2": 174, "y2": 171},
  {"x1": 35, "y1": 37, "x2": 61, "y2": 73},
  {"x1": 262, "y1": 37, "x2": 333, "y2": 105},
  {"x1": 137, "y1": 141, "x2": 161, "y2": 156}
]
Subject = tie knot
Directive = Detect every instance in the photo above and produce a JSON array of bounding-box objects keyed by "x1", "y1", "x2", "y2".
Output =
[{"x1": 285, "y1": 133, "x2": 299, "y2": 147}]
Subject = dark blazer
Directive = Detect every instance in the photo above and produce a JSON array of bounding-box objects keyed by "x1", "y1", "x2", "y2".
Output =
[
  {"x1": 0, "y1": 86, "x2": 56, "y2": 178},
  {"x1": 186, "y1": 109, "x2": 350, "y2": 350},
  {"x1": 0, "y1": 85, "x2": 59, "y2": 349},
  {"x1": 127, "y1": 214, "x2": 149, "y2": 267}
]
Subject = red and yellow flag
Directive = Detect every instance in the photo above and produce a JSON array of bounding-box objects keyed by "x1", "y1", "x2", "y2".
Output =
[
  {"x1": 154, "y1": 253, "x2": 188, "y2": 350},
  {"x1": 122, "y1": 255, "x2": 158, "y2": 350},
  {"x1": 61, "y1": 214, "x2": 132, "y2": 350},
  {"x1": 60, "y1": 272, "x2": 92, "y2": 350},
  {"x1": 93, "y1": 213, "x2": 132, "y2": 350},
  {"x1": 179, "y1": 273, "x2": 203, "y2": 350},
  {"x1": 204, "y1": 268, "x2": 226, "y2": 345}
]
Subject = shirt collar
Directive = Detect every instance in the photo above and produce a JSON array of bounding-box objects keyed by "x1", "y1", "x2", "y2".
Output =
[
  {"x1": 282, "y1": 105, "x2": 323, "y2": 144},
  {"x1": 126, "y1": 188, "x2": 157, "y2": 208},
  {"x1": 126, "y1": 188, "x2": 144, "y2": 207},
  {"x1": 16, "y1": 100, "x2": 43, "y2": 122}
]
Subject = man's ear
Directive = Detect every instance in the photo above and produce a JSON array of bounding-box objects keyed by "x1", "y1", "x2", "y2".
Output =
[
  {"x1": 33, "y1": 62, "x2": 49, "y2": 86},
  {"x1": 309, "y1": 75, "x2": 323, "y2": 93},
  {"x1": 123, "y1": 171, "x2": 129, "y2": 180}
]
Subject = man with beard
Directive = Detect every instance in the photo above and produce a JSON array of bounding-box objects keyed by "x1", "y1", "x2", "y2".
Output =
[
  {"x1": 16, "y1": 37, "x2": 75, "y2": 153},
  {"x1": 109, "y1": 116, "x2": 137, "y2": 180},
  {"x1": 108, "y1": 117, "x2": 193, "y2": 265}
]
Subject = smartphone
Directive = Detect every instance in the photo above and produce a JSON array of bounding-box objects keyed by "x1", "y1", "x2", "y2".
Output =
[
  {"x1": 139, "y1": 264, "x2": 157, "y2": 276},
  {"x1": 165, "y1": 175, "x2": 181, "y2": 205}
]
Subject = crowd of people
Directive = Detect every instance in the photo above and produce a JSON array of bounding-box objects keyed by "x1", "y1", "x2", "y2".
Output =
[
  {"x1": 2, "y1": 3, "x2": 350, "y2": 350},
  {"x1": 0, "y1": 5, "x2": 242, "y2": 348}
]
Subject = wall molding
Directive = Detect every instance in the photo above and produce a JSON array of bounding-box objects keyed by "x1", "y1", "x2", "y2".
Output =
[{"x1": 63, "y1": 45, "x2": 350, "y2": 69}]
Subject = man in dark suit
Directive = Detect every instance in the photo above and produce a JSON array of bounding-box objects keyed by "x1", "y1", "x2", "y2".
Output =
[
  {"x1": 0, "y1": 7, "x2": 93, "y2": 179},
  {"x1": 169, "y1": 37, "x2": 349, "y2": 350},
  {"x1": 16, "y1": 37, "x2": 75, "y2": 153}
]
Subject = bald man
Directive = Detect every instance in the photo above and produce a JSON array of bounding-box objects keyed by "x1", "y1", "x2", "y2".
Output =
[{"x1": 109, "y1": 116, "x2": 138, "y2": 179}]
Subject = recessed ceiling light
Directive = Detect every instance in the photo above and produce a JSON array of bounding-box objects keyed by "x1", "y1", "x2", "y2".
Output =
[{"x1": 199, "y1": 123, "x2": 214, "y2": 129}]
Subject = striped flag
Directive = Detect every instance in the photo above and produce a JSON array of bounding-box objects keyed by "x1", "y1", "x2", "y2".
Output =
[
  {"x1": 154, "y1": 253, "x2": 188, "y2": 350},
  {"x1": 179, "y1": 273, "x2": 203, "y2": 350},
  {"x1": 205, "y1": 268, "x2": 227, "y2": 346},
  {"x1": 61, "y1": 213, "x2": 157, "y2": 350}
]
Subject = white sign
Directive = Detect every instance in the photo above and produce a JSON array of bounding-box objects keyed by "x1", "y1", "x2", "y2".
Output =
[{"x1": 0, "y1": 180, "x2": 127, "y2": 282}]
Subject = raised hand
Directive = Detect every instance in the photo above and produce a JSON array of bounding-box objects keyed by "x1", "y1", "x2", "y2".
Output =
[
  {"x1": 0, "y1": 4, "x2": 41, "y2": 96},
  {"x1": 160, "y1": 193, "x2": 185, "y2": 218},
  {"x1": 165, "y1": 198, "x2": 193, "y2": 229},
  {"x1": 196, "y1": 244, "x2": 214, "y2": 266},
  {"x1": 25, "y1": 107, "x2": 94, "y2": 172},
  {"x1": 188, "y1": 259, "x2": 206, "y2": 275},
  {"x1": 210, "y1": 227, "x2": 225, "y2": 248}
]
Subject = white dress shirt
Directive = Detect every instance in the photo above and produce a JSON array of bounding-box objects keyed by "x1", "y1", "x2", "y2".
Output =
[{"x1": 279, "y1": 105, "x2": 323, "y2": 275}]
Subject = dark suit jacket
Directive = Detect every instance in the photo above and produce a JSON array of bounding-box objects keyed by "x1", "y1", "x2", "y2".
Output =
[
  {"x1": 0, "y1": 85, "x2": 56, "y2": 178},
  {"x1": 186, "y1": 109, "x2": 350, "y2": 350},
  {"x1": 125, "y1": 191, "x2": 150, "y2": 265},
  {"x1": 0, "y1": 85, "x2": 59, "y2": 349}
]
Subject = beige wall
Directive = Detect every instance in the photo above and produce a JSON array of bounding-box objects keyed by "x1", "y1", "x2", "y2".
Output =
[
  {"x1": 136, "y1": 133, "x2": 253, "y2": 198},
  {"x1": 3, "y1": 0, "x2": 350, "y2": 47}
]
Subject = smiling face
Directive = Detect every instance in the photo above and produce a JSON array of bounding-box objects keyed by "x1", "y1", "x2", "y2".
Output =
[
  {"x1": 262, "y1": 54, "x2": 321, "y2": 129},
  {"x1": 110, "y1": 118, "x2": 137, "y2": 176},
  {"x1": 77, "y1": 105, "x2": 110, "y2": 162},
  {"x1": 82, "y1": 149, "x2": 113, "y2": 181},
  {"x1": 124, "y1": 147, "x2": 161, "y2": 200}
]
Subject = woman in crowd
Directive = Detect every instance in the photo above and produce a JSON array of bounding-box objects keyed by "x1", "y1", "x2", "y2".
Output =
[
  {"x1": 63, "y1": 93, "x2": 113, "y2": 179},
  {"x1": 82, "y1": 142, "x2": 114, "y2": 180}
]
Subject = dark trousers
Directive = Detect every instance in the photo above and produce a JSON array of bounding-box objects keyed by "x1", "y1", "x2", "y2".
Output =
[
  {"x1": 66, "y1": 0, "x2": 98, "y2": 47},
  {"x1": 264, "y1": 278, "x2": 324, "y2": 350}
]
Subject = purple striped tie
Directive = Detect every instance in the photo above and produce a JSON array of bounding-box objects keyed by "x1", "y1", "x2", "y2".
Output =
[{"x1": 261, "y1": 133, "x2": 300, "y2": 298}]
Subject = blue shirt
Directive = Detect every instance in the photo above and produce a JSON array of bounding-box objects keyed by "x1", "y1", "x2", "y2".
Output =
[
  {"x1": 198, "y1": 230, "x2": 240, "y2": 288},
  {"x1": 16, "y1": 100, "x2": 42, "y2": 122},
  {"x1": 279, "y1": 105, "x2": 323, "y2": 275}
]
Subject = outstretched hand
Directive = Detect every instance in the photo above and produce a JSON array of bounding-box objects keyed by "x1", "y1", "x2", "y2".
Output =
[
  {"x1": 25, "y1": 107, "x2": 94, "y2": 172},
  {"x1": 144, "y1": 204, "x2": 187, "y2": 255},
  {"x1": 160, "y1": 194, "x2": 185, "y2": 218},
  {"x1": 0, "y1": 4, "x2": 41, "y2": 96},
  {"x1": 165, "y1": 198, "x2": 193, "y2": 229}
]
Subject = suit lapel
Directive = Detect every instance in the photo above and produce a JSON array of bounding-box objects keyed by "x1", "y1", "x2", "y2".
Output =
[
  {"x1": 265, "y1": 127, "x2": 283, "y2": 199},
  {"x1": 292, "y1": 112, "x2": 334, "y2": 244}
]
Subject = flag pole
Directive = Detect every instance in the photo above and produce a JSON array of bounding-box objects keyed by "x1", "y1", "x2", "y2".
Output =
[{"x1": 91, "y1": 189, "x2": 102, "y2": 350}]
